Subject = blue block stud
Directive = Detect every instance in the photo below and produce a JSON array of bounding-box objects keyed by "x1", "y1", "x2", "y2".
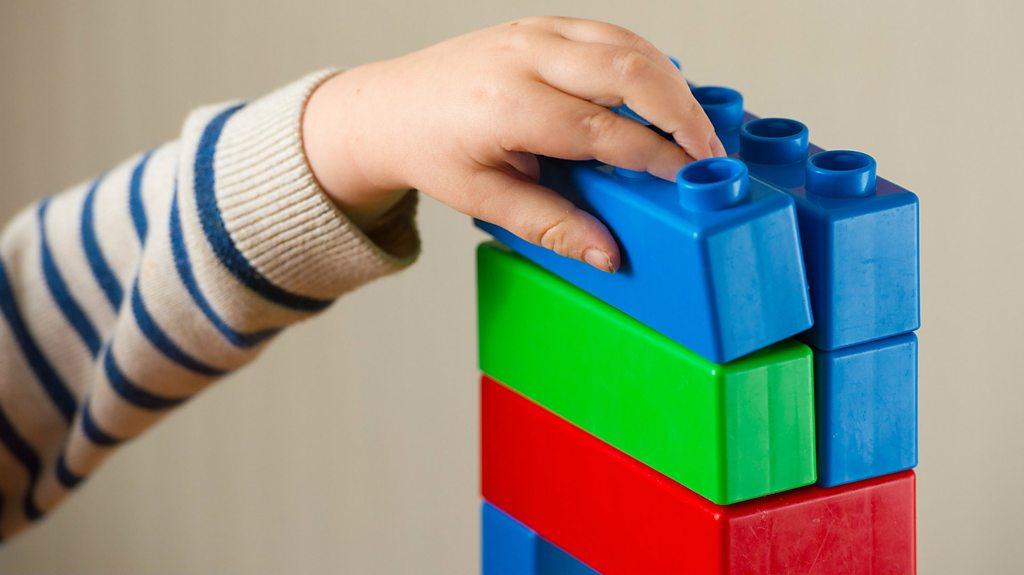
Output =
[
  {"x1": 700, "y1": 104, "x2": 920, "y2": 351},
  {"x1": 815, "y1": 333, "x2": 918, "y2": 487},
  {"x1": 805, "y1": 150, "x2": 877, "y2": 199},
  {"x1": 475, "y1": 155, "x2": 813, "y2": 363},
  {"x1": 677, "y1": 158, "x2": 749, "y2": 211},
  {"x1": 739, "y1": 118, "x2": 808, "y2": 166},
  {"x1": 692, "y1": 86, "x2": 744, "y2": 152},
  {"x1": 482, "y1": 502, "x2": 597, "y2": 575}
]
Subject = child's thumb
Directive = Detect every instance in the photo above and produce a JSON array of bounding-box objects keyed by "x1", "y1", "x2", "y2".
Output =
[{"x1": 466, "y1": 168, "x2": 620, "y2": 273}]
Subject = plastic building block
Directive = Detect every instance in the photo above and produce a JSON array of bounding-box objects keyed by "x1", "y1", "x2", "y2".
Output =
[
  {"x1": 480, "y1": 376, "x2": 917, "y2": 575},
  {"x1": 692, "y1": 85, "x2": 745, "y2": 153},
  {"x1": 482, "y1": 502, "x2": 597, "y2": 575},
  {"x1": 475, "y1": 155, "x2": 812, "y2": 364},
  {"x1": 694, "y1": 90, "x2": 920, "y2": 350},
  {"x1": 477, "y1": 242, "x2": 816, "y2": 504},
  {"x1": 816, "y1": 333, "x2": 918, "y2": 487}
]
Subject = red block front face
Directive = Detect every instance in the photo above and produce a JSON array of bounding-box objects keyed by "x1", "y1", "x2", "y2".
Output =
[{"x1": 480, "y1": 376, "x2": 916, "y2": 575}]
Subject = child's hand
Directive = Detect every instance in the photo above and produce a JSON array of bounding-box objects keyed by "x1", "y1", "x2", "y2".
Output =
[{"x1": 303, "y1": 16, "x2": 725, "y2": 272}]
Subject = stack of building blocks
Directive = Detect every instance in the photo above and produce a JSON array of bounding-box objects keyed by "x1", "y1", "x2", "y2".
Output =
[{"x1": 475, "y1": 75, "x2": 919, "y2": 574}]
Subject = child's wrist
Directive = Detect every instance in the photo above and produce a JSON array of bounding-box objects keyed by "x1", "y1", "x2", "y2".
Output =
[{"x1": 303, "y1": 66, "x2": 406, "y2": 231}]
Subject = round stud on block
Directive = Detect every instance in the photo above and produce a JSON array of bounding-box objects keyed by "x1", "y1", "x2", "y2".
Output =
[
  {"x1": 805, "y1": 150, "x2": 877, "y2": 198},
  {"x1": 692, "y1": 86, "x2": 744, "y2": 132},
  {"x1": 740, "y1": 118, "x2": 810, "y2": 165},
  {"x1": 677, "y1": 157, "x2": 750, "y2": 211}
]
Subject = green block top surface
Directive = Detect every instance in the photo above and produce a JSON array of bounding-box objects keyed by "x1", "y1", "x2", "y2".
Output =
[{"x1": 477, "y1": 242, "x2": 816, "y2": 504}]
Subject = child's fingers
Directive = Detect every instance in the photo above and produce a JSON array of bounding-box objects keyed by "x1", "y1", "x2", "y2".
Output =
[
  {"x1": 533, "y1": 39, "x2": 719, "y2": 161},
  {"x1": 545, "y1": 17, "x2": 679, "y2": 76},
  {"x1": 507, "y1": 86, "x2": 688, "y2": 180},
  {"x1": 459, "y1": 168, "x2": 620, "y2": 272},
  {"x1": 710, "y1": 136, "x2": 727, "y2": 158},
  {"x1": 504, "y1": 151, "x2": 541, "y2": 180}
]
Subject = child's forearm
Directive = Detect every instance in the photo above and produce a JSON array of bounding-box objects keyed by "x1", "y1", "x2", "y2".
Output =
[{"x1": 0, "y1": 70, "x2": 418, "y2": 539}]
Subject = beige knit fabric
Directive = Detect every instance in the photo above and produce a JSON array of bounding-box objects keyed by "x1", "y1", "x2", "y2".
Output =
[{"x1": 0, "y1": 70, "x2": 419, "y2": 539}]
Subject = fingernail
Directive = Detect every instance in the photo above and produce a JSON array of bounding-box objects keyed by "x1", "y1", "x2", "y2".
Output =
[{"x1": 584, "y1": 248, "x2": 615, "y2": 273}]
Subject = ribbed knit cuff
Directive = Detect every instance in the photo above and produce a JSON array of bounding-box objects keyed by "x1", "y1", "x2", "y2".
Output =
[{"x1": 211, "y1": 69, "x2": 420, "y2": 300}]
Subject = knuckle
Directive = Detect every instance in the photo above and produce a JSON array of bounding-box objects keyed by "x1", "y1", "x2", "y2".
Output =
[
  {"x1": 631, "y1": 36, "x2": 661, "y2": 60},
  {"x1": 514, "y1": 16, "x2": 545, "y2": 28},
  {"x1": 616, "y1": 27, "x2": 646, "y2": 51},
  {"x1": 603, "y1": 24, "x2": 662, "y2": 64},
  {"x1": 580, "y1": 110, "x2": 620, "y2": 145},
  {"x1": 502, "y1": 28, "x2": 534, "y2": 53},
  {"x1": 686, "y1": 97, "x2": 705, "y2": 119},
  {"x1": 500, "y1": 18, "x2": 546, "y2": 52},
  {"x1": 611, "y1": 49, "x2": 651, "y2": 82},
  {"x1": 457, "y1": 173, "x2": 491, "y2": 216},
  {"x1": 663, "y1": 99, "x2": 705, "y2": 137},
  {"x1": 536, "y1": 210, "x2": 576, "y2": 256}
]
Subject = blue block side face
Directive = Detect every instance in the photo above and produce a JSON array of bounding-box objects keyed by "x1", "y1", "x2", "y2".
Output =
[
  {"x1": 476, "y1": 158, "x2": 813, "y2": 363},
  {"x1": 704, "y1": 198, "x2": 811, "y2": 359},
  {"x1": 814, "y1": 333, "x2": 918, "y2": 487},
  {"x1": 482, "y1": 502, "x2": 596, "y2": 575},
  {"x1": 789, "y1": 179, "x2": 920, "y2": 350},
  {"x1": 482, "y1": 502, "x2": 538, "y2": 574},
  {"x1": 536, "y1": 543, "x2": 599, "y2": 575},
  {"x1": 745, "y1": 147, "x2": 921, "y2": 351},
  {"x1": 826, "y1": 190, "x2": 919, "y2": 348}
]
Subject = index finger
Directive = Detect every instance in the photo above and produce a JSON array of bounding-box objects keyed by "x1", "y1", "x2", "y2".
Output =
[
  {"x1": 545, "y1": 17, "x2": 681, "y2": 76},
  {"x1": 533, "y1": 38, "x2": 723, "y2": 161}
]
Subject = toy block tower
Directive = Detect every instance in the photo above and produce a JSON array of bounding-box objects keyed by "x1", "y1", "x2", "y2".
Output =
[{"x1": 475, "y1": 75, "x2": 919, "y2": 574}]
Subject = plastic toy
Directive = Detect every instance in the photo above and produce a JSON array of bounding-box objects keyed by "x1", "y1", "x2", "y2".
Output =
[
  {"x1": 475, "y1": 154, "x2": 812, "y2": 363},
  {"x1": 815, "y1": 333, "x2": 918, "y2": 486},
  {"x1": 692, "y1": 85, "x2": 745, "y2": 152},
  {"x1": 476, "y1": 72, "x2": 921, "y2": 573},
  {"x1": 686, "y1": 86, "x2": 921, "y2": 488},
  {"x1": 481, "y1": 376, "x2": 917, "y2": 575},
  {"x1": 477, "y1": 242, "x2": 815, "y2": 503},
  {"x1": 691, "y1": 89, "x2": 920, "y2": 351},
  {"x1": 482, "y1": 502, "x2": 597, "y2": 575}
]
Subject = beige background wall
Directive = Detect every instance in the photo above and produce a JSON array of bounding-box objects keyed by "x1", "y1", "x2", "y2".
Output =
[{"x1": 1, "y1": 0, "x2": 1021, "y2": 573}]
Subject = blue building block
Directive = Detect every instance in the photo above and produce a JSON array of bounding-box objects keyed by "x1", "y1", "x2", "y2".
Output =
[
  {"x1": 482, "y1": 502, "x2": 597, "y2": 575},
  {"x1": 476, "y1": 156, "x2": 812, "y2": 364},
  {"x1": 692, "y1": 85, "x2": 745, "y2": 153},
  {"x1": 694, "y1": 90, "x2": 920, "y2": 351},
  {"x1": 814, "y1": 333, "x2": 918, "y2": 487}
]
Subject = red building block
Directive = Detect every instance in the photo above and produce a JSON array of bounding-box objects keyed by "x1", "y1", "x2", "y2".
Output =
[{"x1": 480, "y1": 376, "x2": 916, "y2": 575}]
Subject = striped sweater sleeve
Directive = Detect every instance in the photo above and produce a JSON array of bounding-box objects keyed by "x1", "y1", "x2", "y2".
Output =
[{"x1": 0, "y1": 69, "x2": 420, "y2": 539}]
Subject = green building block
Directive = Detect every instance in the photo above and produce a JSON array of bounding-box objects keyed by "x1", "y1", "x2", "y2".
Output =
[{"x1": 477, "y1": 242, "x2": 816, "y2": 504}]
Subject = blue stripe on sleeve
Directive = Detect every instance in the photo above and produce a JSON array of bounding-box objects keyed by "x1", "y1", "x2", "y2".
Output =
[
  {"x1": 192, "y1": 104, "x2": 333, "y2": 312},
  {"x1": 130, "y1": 281, "x2": 227, "y2": 377},
  {"x1": 170, "y1": 190, "x2": 279, "y2": 348},
  {"x1": 80, "y1": 401, "x2": 122, "y2": 447},
  {"x1": 38, "y1": 199, "x2": 102, "y2": 358},
  {"x1": 0, "y1": 258, "x2": 77, "y2": 424},
  {"x1": 129, "y1": 150, "x2": 154, "y2": 244},
  {"x1": 0, "y1": 405, "x2": 43, "y2": 521},
  {"x1": 103, "y1": 347, "x2": 188, "y2": 410},
  {"x1": 55, "y1": 452, "x2": 84, "y2": 489},
  {"x1": 81, "y1": 174, "x2": 124, "y2": 310}
]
